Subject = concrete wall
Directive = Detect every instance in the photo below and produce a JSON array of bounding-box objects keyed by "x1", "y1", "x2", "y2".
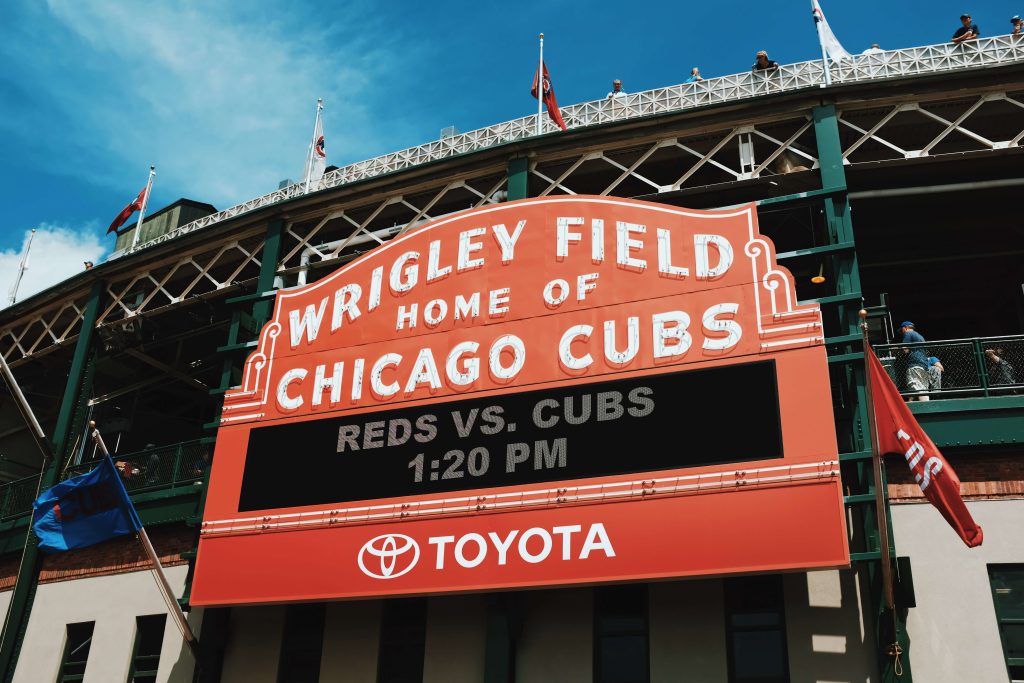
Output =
[
  {"x1": 649, "y1": 579, "x2": 728, "y2": 682},
  {"x1": 515, "y1": 587, "x2": 593, "y2": 682},
  {"x1": 319, "y1": 599, "x2": 381, "y2": 682},
  {"x1": 892, "y1": 498, "x2": 1022, "y2": 683},
  {"x1": 784, "y1": 569, "x2": 877, "y2": 683},
  {"x1": 220, "y1": 605, "x2": 286, "y2": 683},
  {"x1": 423, "y1": 594, "x2": 487, "y2": 683},
  {"x1": 12, "y1": 565, "x2": 195, "y2": 683}
]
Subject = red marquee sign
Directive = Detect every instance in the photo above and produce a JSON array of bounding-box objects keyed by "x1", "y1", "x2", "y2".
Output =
[{"x1": 192, "y1": 196, "x2": 848, "y2": 606}]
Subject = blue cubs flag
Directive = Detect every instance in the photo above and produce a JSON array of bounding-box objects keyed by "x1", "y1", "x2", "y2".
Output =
[{"x1": 31, "y1": 455, "x2": 142, "y2": 553}]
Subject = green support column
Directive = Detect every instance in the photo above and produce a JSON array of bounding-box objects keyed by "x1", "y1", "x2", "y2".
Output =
[
  {"x1": 507, "y1": 157, "x2": 529, "y2": 201},
  {"x1": 252, "y1": 218, "x2": 285, "y2": 325},
  {"x1": 0, "y1": 280, "x2": 105, "y2": 682},
  {"x1": 813, "y1": 104, "x2": 911, "y2": 682}
]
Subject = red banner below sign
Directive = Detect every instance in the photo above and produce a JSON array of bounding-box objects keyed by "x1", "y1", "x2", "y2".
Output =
[{"x1": 191, "y1": 474, "x2": 845, "y2": 605}]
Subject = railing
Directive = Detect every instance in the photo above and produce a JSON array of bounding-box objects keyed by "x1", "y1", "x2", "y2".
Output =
[
  {"x1": 0, "y1": 475, "x2": 41, "y2": 520},
  {"x1": 875, "y1": 334, "x2": 1024, "y2": 399},
  {"x1": 119, "y1": 35, "x2": 1024, "y2": 258},
  {"x1": 61, "y1": 438, "x2": 213, "y2": 494}
]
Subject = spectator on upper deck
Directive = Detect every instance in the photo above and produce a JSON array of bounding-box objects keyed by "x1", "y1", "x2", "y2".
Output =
[
  {"x1": 1012, "y1": 16, "x2": 1023, "y2": 35},
  {"x1": 899, "y1": 321, "x2": 930, "y2": 401},
  {"x1": 685, "y1": 67, "x2": 704, "y2": 83},
  {"x1": 862, "y1": 43, "x2": 883, "y2": 54},
  {"x1": 927, "y1": 356, "x2": 944, "y2": 394},
  {"x1": 607, "y1": 79, "x2": 626, "y2": 99},
  {"x1": 985, "y1": 348, "x2": 1017, "y2": 386},
  {"x1": 952, "y1": 14, "x2": 980, "y2": 43},
  {"x1": 753, "y1": 51, "x2": 779, "y2": 72}
]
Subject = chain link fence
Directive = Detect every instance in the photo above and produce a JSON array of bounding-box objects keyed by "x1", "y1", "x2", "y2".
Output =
[
  {"x1": 0, "y1": 475, "x2": 41, "y2": 520},
  {"x1": 874, "y1": 335, "x2": 1024, "y2": 399}
]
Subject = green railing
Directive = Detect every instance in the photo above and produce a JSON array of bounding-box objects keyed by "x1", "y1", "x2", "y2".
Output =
[
  {"x1": 874, "y1": 334, "x2": 1024, "y2": 399},
  {"x1": 0, "y1": 475, "x2": 41, "y2": 521},
  {"x1": 61, "y1": 438, "x2": 213, "y2": 494}
]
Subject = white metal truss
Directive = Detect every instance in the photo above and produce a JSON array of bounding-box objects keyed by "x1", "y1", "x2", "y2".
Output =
[
  {"x1": 838, "y1": 91, "x2": 1024, "y2": 162},
  {"x1": 530, "y1": 118, "x2": 818, "y2": 196},
  {"x1": 0, "y1": 294, "x2": 91, "y2": 364},
  {"x1": 278, "y1": 174, "x2": 507, "y2": 272},
  {"x1": 112, "y1": 36, "x2": 1024, "y2": 259}
]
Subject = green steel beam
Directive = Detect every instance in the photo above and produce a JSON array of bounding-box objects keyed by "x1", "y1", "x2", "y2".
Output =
[
  {"x1": 0, "y1": 281, "x2": 104, "y2": 682},
  {"x1": 507, "y1": 157, "x2": 529, "y2": 200},
  {"x1": 775, "y1": 241, "x2": 855, "y2": 260},
  {"x1": 813, "y1": 104, "x2": 910, "y2": 681},
  {"x1": 252, "y1": 218, "x2": 285, "y2": 325}
]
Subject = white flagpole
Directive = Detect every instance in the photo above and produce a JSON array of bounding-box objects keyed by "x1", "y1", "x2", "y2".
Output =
[
  {"x1": 537, "y1": 33, "x2": 544, "y2": 136},
  {"x1": 305, "y1": 98, "x2": 323, "y2": 194},
  {"x1": 89, "y1": 421, "x2": 199, "y2": 656},
  {"x1": 130, "y1": 166, "x2": 156, "y2": 251},
  {"x1": 813, "y1": 1, "x2": 833, "y2": 86},
  {"x1": 7, "y1": 229, "x2": 35, "y2": 306}
]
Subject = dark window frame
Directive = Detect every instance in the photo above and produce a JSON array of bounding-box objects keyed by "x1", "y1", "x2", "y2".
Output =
[
  {"x1": 58, "y1": 621, "x2": 95, "y2": 683},
  {"x1": 593, "y1": 583, "x2": 650, "y2": 683},
  {"x1": 724, "y1": 575, "x2": 791, "y2": 683},
  {"x1": 277, "y1": 602, "x2": 327, "y2": 683},
  {"x1": 377, "y1": 598, "x2": 427, "y2": 683},
  {"x1": 988, "y1": 564, "x2": 1024, "y2": 682},
  {"x1": 127, "y1": 613, "x2": 166, "y2": 682}
]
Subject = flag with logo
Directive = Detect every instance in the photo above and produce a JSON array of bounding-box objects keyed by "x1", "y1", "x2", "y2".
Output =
[
  {"x1": 812, "y1": 0, "x2": 852, "y2": 61},
  {"x1": 303, "y1": 99, "x2": 327, "y2": 191},
  {"x1": 107, "y1": 186, "x2": 149, "y2": 234},
  {"x1": 531, "y1": 61, "x2": 567, "y2": 131},
  {"x1": 32, "y1": 455, "x2": 142, "y2": 553},
  {"x1": 866, "y1": 348, "x2": 983, "y2": 547}
]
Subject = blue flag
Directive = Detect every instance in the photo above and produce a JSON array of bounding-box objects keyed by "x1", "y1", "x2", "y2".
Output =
[{"x1": 32, "y1": 455, "x2": 142, "y2": 553}]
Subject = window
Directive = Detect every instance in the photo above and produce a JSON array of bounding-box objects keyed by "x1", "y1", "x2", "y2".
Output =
[
  {"x1": 58, "y1": 621, "x2": 94, "y2": 682},
  {"x1": 724, "y1": 576, "x2": 790, "y2": 683},
  {"x1": 277, "y1": 603, "x2": 326, "y2": 683},
  {"x1": 593, "y1": 584, "x2": 649, "y2": 683},
  {"x1": 128, "y1": 614, "x2": 166, "y2": 682},
  {"x1": 377, "y1": 598, "x2": 426, "y2": 683},
  {"x1": 989, "y1": 565, "x2": 1024, "y2": 682}
]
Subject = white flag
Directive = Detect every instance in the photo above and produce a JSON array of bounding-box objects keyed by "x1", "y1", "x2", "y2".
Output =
[
  {"x1": 812, "y1": 0, "x2": 852, "y2": 61},
  {"x1": 303, "y1": 98, "x2": 326, "y2": 191}
]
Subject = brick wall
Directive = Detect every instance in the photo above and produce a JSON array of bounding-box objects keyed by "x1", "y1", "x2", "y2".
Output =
[
  {"x1": 0, "y1": 524, "x2": 193, "y2": 590},
  {"x1": 886, "y1": 450, "x2": 1024, "y2": 502}
]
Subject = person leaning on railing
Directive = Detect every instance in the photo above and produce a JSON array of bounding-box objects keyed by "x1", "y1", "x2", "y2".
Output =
[
  {"x1": 899, "y1": 321, "x2": 931, "y2": 401},
  {"x1": 1012, "y1": 15, "x2": 1023, "y2": 36},
  {"x1": 985, "y1": 348, "x2": 1017, "y2": 386},
  {"x1": 752, "y1": 50, "x2": 779, "y2": 72},
  {"x1": 952, "y1": 13, "x2": 980, "y2": 43}
]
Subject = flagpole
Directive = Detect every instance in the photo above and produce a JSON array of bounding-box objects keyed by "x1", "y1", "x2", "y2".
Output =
[
  {"x1": 305, "y1": 98, "x2": 323, "y2": 194},
  {"x1": 537, "y1": 33, "x2": 544, "y2": 136},
  {"x1": 130, "y1": 166, "x2": 156, "y2": 251},
  {"x1": 89, "y1": 422, "x2": 199, "y2": 657},
  {"x1": 7, "y1": 229, "x2": 35, "y2": 306},
  {"x1": 859, "y1": 309, "x2": 903, "y2": 675},
  {"x1": 813, "y1": 1, "x2": 833, "y2": 86}
]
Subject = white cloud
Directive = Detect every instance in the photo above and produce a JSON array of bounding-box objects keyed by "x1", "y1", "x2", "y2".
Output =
[
  {"x1": 9, "y1": 1, "x2": 419, "y2": 209},
  {"x1": 0, "y1": 226, "x2": 106, "y2": 307}
]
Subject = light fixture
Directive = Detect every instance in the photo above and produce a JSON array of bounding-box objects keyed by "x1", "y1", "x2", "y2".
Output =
[{"x1": 811, "y1": 264, "x2": 826, "y2": 284}]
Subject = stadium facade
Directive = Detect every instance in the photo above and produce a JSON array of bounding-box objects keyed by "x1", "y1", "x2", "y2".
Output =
[{"x1": 0, "y1": 36, "x2": 1023, "y2": 683}]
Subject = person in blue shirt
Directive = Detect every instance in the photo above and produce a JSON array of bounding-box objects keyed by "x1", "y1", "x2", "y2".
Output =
[
  {"x1": 685, "y1": 67, "x2": 704, "y2": 83},
  {"x1": 899, "y1": 321, "x2": 930, "y2": 400}
]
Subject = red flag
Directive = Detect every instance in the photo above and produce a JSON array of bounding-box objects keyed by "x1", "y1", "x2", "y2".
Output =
[
  {"x1": 107, "y1": 186, "x2": 148, "y2": 234},
  {"x1": 866, "y1": 347, "x2": 983, "y2": 547},
  {"x1": 531, "y1": 61, "x2": 567, "y2": 131}
]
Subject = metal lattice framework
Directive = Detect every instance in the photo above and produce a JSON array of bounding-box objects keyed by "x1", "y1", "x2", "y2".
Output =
[
  {"x1": 0, "y1": 292, "x2": 92, "y2": 364},
  {"x1": 837, "y1": 90, "x2": 1024, "y2": 162},
  {"x1": 277, "y1": 172, "x2": 508, "y2": 272},
  {"x1": 117, "y1": 35, "x2": 1024, "y2": 258},
  {"x1": 528, "y1": 116, "x2": 819, "y2": 197}
]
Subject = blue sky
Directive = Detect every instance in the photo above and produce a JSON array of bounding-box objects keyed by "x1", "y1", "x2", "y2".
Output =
[{"x1": 0, "y1": 0, "x2": 1018, "y2": 302}]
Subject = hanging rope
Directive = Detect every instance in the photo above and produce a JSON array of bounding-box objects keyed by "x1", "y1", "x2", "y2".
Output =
[{"x1": 888, "y1": 641, "x2": 904, "y2": 677}]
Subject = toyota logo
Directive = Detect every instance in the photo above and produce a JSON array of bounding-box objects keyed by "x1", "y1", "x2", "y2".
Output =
[{"x1": 358, "y1": 533, "x2": 420, "y2": 579}]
